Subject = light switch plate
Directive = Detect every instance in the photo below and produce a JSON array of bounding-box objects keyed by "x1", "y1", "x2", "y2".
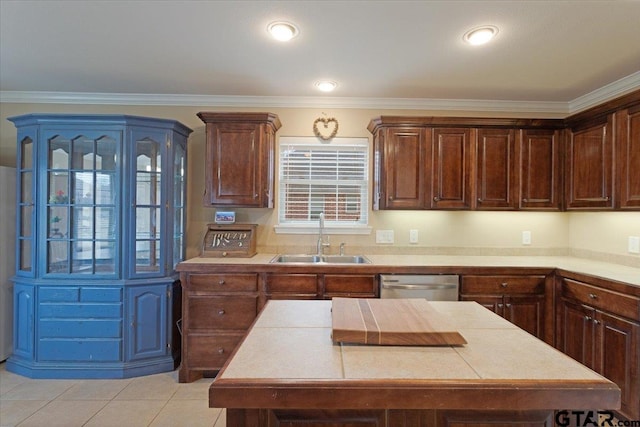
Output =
[
  {"x1": 376, "y1": 230, "x2": 394, "y2": 244},
  {"x1": 629, "y1": 236, "x2": 640, "y2": 254},
  {"x1": 522, "y1": 231, "x2": 532, "y2": 245},
  {"x1": 409, "y1": 229, "x2": 419, "y2": 244}
]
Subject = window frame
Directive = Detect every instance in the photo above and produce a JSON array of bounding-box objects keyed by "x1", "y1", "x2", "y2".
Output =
[{"x1": 274, "y1": 136, "x2": 371, "y2": 235}]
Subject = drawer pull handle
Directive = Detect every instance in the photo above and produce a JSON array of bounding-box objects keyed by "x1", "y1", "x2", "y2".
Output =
[
  {"x1": 218, "y1": 309, "x2": 225, "y2": 316},
  {"x1": 217, "y1": 348, "x2": 225, "y2": 354},
  {"x1": 589, "y1": 293, "x2": 597, "y2": 299},
  {"x1": 218, "y1": 280, "x2": 225, "y2": 285},
  {"x1": 501, "y1": 283, "x2": 508, "y2": 288}
]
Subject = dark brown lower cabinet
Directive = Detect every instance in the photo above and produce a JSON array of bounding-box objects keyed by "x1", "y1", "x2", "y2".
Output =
[
  {"x1": 227, "y1": 409, "x2": 555, "y2": 427},
  {"x1": 460, "y1": 275, "x2": 548, "y2": 341},
  {"x1": 557, "y1": 277, "x2": 640, "y2": 420}
]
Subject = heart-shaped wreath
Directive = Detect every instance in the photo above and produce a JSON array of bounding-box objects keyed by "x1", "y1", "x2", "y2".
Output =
[{"x1": 313, "y1": 117, "x2": 339, "y2": 141}]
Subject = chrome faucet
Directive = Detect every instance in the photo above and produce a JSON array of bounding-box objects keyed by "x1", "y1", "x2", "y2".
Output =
[{"x1": 316, "y1": 212, "x2": 330, "y2": 255}]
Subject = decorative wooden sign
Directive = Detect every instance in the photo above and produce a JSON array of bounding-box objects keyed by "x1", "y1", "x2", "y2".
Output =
[{"x1": 201, "y1": 223, "x2": 257, "y2": 257}]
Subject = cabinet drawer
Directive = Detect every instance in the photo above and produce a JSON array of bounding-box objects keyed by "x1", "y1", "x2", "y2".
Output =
[
  {"x1": 187, "y1": 273, "x2": 258, "y2": 292},
  {"x1": 188, "y1": 296, "x2": 258, "y2": 330},
  {"x1": 324, "y1": 274, "x2": 378, "y2": 297},
  {"x1": 461, "y1": 275, "x2": 545, "y2": 294},
  {"x1": 562, "y1": 279, "x2": 640, "y2": 320},
  {"x1": 186, "y1": 333, "x2": 243, "y2": 369},
  {"x1": 266, "y1": 274, "x2": 318, "y2": 295}
]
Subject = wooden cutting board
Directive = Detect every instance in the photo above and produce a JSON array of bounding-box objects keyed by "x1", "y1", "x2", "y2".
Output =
[{"x1": 331, "y1": 298, "x2": 467, "y2": 346}]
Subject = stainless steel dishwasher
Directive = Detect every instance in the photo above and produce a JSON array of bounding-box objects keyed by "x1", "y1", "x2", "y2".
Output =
[{"x1": 380, "y1": 274, "x2": 459, "y2": 301}]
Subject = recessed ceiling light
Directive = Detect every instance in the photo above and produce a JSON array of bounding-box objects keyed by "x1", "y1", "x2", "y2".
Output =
[
  {"x1": 267, "y1": 21, "x2": 299, "y2": 42},
  {"x1": 463, "y1": 26, "x2": 498, "y2": 45},
  {"x1": 314, "y1": 80, "x2": 337, "y2": 92}
]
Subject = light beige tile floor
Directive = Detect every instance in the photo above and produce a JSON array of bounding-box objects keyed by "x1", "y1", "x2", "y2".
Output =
[{"x1": 0, "y1": 363, "x2": 226, "y2": 427}]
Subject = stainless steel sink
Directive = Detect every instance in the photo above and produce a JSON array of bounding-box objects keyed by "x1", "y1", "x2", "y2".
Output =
[
  {"x1": 270, "y1": 254, "x2": 371, "y2": 264},
  {"x1": 270, "y1": 255, "x2": 323, "y2": 263},
  {"x1": 321, "y1": 255, "x2": 371, "y2": 264}
]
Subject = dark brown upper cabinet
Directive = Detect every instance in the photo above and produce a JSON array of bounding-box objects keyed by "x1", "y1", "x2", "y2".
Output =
[
  {"x1": 198, "y1": 112, "x2": 281, "y2": 207},
  {"x1": 380, "y1": 127, "x2": 427, "y2": 209},
  {"x1": 430, "y1": 127, "x2": 472, "y2": 209},
  {"x1": 368, "y1": 117, "x2": 564, "y2": 211},
  {"x1": 475, "y1": 128, "x2": 518, "y2": 210},
  {"x1": 616, "y1": 105, "x2": 640, "y2": 209},
  {"x1": 520, "y1": 129, "x2": 563, "y2": 210},
  {"x1": 565, "y1": 116, "x2": 614, "y2": 210}
]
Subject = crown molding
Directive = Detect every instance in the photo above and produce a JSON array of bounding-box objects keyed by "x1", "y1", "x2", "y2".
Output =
[
  {"x1": 1, "y1": 71, "x2": 639, "y2": 115},
  {"x1": 568, "y1": 71, "x2": 640, "y2": 114},
  {"x1": 0, "y1": 91, "x2": 568, "y2": 114}
]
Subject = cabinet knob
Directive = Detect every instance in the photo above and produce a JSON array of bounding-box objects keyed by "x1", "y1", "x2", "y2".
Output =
[
  {"x1": 218, "y1": 309, "x2": 225, "y2": 316},
  {"x1": 477, "y1": 198, "x2": 483, "y2": 202},
  {"x1": 254, "y1": 193, "x2": 259, "y2": 198},
  {"x1": 501, "y1": 282, "x2": 508, "y2": 288},
  {"x1": 589, "y1": 293, "x2": 597, "y2": 299},
  {"x1": 584, "y1": 315, "x2": 592, "y2": 321},
  {"x1": 217, "y1": 348, "x2": 225, "y2": 354},
  {"x1": 593, "y1": 319, "x2": 600, "y2": 325},
  {"x1": 218, "y1": 280, "x2": 225, "y2": 285},
  {"x1": 505, "y1": 303, "x2": 512, "y2": 308},
  {"x1": 433, "y1": 196, "x2": 440, "y2": 202},
  {"x1": 498, "y1": 303, "x2": 503, "y2": 308},
  {"x1": 522, "y1": 198, "x2": 528, "y2": 203},
  {"x1": 388, "y1": 196, "x2": 394, "y2": 201}
]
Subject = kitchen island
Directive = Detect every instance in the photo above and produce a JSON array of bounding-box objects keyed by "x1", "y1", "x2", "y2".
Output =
[{"x1": 209, "y1": 299, "x2": 620, "y2": 426}]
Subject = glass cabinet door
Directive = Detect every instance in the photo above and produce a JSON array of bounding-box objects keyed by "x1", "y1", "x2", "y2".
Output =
[
  {"x1": 134, "y1": 135, "x2": 164, "y2": 275},
  {"x1": 172, "y1": 142, "x2": 186, "y2": 269},
  {"x1": 46, "y1": 132, "x2": 118, "y2": 275},
  {"x1": 17, "y1": 133, "x2": 35, "y2": 274}
]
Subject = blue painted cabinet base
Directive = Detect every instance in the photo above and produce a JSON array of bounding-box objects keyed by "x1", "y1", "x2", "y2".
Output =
[{"x1": 6, "y1": 280, "x2": 181, "y2": 379}]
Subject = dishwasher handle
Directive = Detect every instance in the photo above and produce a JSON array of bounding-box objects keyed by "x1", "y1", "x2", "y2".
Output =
[{"x1": 381, "y1": 282, "x2": 458, "y2": 291}]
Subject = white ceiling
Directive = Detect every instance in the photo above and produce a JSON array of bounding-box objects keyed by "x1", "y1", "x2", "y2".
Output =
[{"x1": 1, "y1": 0, "x2": 640, "y2": 112}]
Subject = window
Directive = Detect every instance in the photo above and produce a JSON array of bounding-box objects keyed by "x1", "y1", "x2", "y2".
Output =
[{"x1": 276, "y1": 137, "x2": 369, "y2": 233}]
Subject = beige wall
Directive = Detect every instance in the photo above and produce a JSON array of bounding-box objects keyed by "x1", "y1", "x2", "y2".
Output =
[{"x1": 1, "y1": 102, "x2": 638, "y2": 264}]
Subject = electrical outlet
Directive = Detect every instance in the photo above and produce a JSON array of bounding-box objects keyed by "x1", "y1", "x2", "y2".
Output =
[
  {"x1": 522, "y1": 231, "x2": 531, "y2": 245},
  {"x1": 629, "y1": 236, "x2": 640, "y2": 254},
  {"x1": 409, "y1": 229, "x2": 419, "y2": 244},
  {"x1": 376, "y1": 230, "x2": 394, "y2": 244}
]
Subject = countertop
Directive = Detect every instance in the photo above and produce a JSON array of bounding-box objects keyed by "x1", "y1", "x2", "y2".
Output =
[
  {"x1": 179, "y1": 254, "x2": 640, "y2": 287},
  {"x1": 209, "y1": 299, "x2": 619, "y2": 411}
]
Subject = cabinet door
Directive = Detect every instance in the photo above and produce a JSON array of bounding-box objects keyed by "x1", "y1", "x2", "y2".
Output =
[
  {"x1": 565, "y1": 118, "x2": 614, "y2": 209},
  {"x1": 127, "y1": 284, "x2": 168, "y2": 361},
  {"x1": 504, "y1": 295, "x2": 544, "y2": 339},
  {"x1": 382, "y1": 128, "x2": 426, "y2": 209},
  {"x1": 430, "y1": 128, "x2": 472, "y2": 209},
  {"x1": 557, "y1": 299, "x2": 596, "y2": 370},
  {"x1": 204, "y1": 123, "x2": 264, "y2": 207},
  {"x1": 595, "y1": 311, "x2": 640, "y2": 420},
  {"x1": 476, "y1": 128, "x2": 518, "y2": 210},
  {"x1": 616, "y1": 106, "x2": 640, "y2": 209},
  {"x1": 520, "y1": 129, "x2": 562, "y2": 210},
  {"x1": 12, "y1": 283, "x2": 35, "y2": 360}
]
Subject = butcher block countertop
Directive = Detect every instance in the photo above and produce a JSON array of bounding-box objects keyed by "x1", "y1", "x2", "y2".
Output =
[
  {"x1": 179, "y1": 254, "x2": 640, "y2": 287},
  {"x1": 210, "y1": 300, "x2": 619, "y2": 412}
]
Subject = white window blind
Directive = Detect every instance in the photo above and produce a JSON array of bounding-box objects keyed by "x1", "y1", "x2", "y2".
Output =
[{"x1": 278, "y1": 137, "x2": 369, "y2": 228}]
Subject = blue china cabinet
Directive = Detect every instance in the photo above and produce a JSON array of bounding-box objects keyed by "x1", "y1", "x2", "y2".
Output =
[{"x1": 6, "y1": 114, "x2": 191, "y2": 378}]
